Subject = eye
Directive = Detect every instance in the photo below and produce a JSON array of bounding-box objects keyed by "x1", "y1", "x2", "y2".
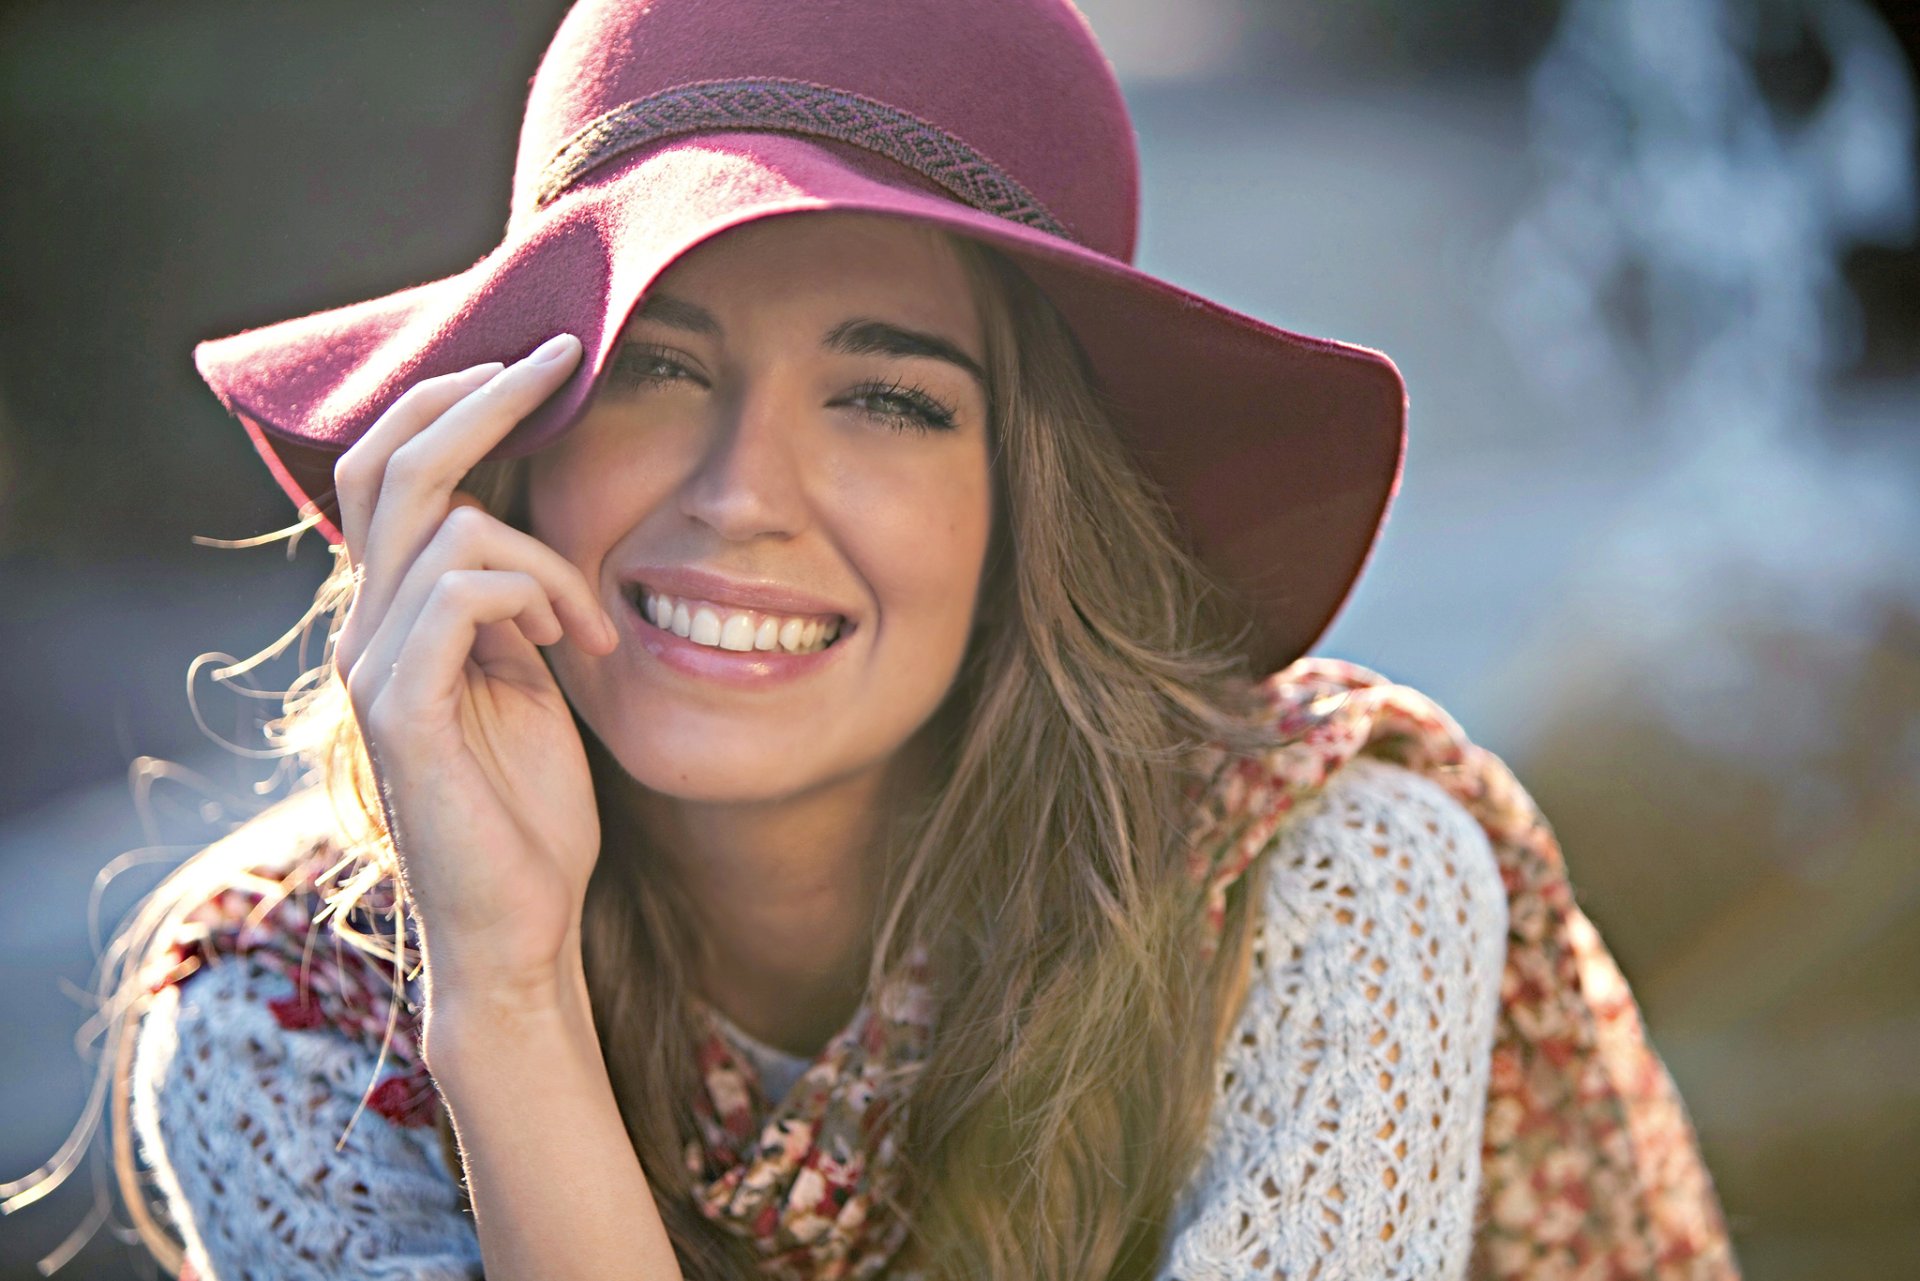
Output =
[
  {"x1": 603, "y1": 346, "x2": 960, "y2": 435},
  {"x1": 605, "y1": 343, "x2": 703, "y2": 390},
  {"x1": 842, "y1": 379, "x2": 959, "y2": 434}
]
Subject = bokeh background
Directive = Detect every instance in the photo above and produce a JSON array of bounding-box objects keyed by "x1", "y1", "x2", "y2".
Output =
[{"x1": 3, "y1": 0, "x2": 1916, "y2": 1276}]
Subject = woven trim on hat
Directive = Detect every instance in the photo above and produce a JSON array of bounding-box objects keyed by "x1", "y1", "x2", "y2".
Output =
[{"x1": 532, "y1": 76, "x2": 1075, "y2": 242}]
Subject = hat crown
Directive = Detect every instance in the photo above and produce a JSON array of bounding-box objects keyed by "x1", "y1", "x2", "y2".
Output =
[{"x1": 511, "y1": 0, "x2": 1140, "y2": 261}]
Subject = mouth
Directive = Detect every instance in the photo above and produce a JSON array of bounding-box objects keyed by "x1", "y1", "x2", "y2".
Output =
[{"x1": 624, "y1": 582, "x2": 851, "y2": 656}]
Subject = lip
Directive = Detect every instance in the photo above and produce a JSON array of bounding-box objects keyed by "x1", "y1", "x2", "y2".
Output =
[
  {"x1": 619, "y1": 565, "x2": 855, "y2": 623},
  {"x1": 617, "y1": 589, "x2": 850, "y2": 687}
]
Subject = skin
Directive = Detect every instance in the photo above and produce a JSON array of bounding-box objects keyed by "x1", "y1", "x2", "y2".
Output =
[
  {"x1": 329, "y1": 212, "x2": 994, "y2": 1278},
  {"x1": 531, "y1": 213, "x2": 996, "y2": 1053}
]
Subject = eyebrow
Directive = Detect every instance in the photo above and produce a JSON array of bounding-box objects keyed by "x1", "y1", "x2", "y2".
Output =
[{"x1": 632, "y1": 291, "x2": 986, "y2": 388}]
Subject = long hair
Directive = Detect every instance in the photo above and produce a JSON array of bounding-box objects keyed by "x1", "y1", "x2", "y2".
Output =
[{"x1": 20, "y1": 230, "x2": 1301, "y2": 1280}]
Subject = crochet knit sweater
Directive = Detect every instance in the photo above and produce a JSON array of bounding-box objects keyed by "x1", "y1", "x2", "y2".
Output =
[{"x1": 129, "y1": 756, "x2": 1509, "y2": 1279}]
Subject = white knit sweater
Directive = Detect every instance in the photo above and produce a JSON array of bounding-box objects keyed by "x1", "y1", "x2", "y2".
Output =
[{"x1": 130, "y1": 757, "x2": 1509, "y2": 1280}]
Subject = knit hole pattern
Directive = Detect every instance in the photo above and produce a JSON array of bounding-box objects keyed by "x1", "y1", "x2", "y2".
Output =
[{"x1": 1156, "y1": 758, "x2": 1508, "y2": 1279}]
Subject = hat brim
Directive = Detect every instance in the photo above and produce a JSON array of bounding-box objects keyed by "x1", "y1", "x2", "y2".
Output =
[{"x1": 193, "y1": 131, "x2": 1405, "y2": 673}]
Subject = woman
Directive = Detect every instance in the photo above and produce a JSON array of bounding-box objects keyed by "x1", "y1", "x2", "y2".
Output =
[{"x1": 2, "y1": 0, "x2": 1738, "y2": 1277}]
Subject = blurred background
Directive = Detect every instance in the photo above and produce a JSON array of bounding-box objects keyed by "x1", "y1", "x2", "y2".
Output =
[{"x1": 2, "y1": 0, "x2": 1915, "y2": 1276}]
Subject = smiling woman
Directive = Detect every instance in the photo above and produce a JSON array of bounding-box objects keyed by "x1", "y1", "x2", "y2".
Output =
[
  {"x1": 532, "y1": 217, "x2": 994, "y2": 790},
  {"x1": 1, "y1": 1, "x2": 1740, "y2": 1279},
  {"x1": 527, "y1": 215, "x2": 1004, "y2": 1067}
]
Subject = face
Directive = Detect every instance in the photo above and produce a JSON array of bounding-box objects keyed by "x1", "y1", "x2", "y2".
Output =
[{"x1": 529, "y1": 212, "x2": 995, "y2": 807}]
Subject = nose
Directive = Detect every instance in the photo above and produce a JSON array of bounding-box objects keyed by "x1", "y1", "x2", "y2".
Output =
[{"x1": 677, "y1": 381, "x2": 808, "y2": 541}]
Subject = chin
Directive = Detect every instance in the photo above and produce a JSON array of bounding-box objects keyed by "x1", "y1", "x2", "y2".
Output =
[{"x1": 590, "y1": 714, "x2": 883, "y2": 806}]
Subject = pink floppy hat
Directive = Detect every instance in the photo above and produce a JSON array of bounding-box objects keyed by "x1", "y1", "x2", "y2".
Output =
[{"x1": 191, "y1": 0, "x2": 1406, "y2": 675}]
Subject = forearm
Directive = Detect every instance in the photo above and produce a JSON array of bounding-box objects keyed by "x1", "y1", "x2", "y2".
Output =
[{"x1": 422, "y1": 949, "x2": 683, "y2": 1281}]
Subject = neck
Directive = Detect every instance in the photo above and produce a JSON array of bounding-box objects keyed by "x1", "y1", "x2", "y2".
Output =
[{"x1": 604, "y1": 730, "x2": 940, "y2": 1059}]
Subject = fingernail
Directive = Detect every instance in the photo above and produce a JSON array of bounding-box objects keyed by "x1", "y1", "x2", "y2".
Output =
[
  {"x1": 527, "y1": 333, "x2": 579, "y2": 365},
  {"x1": 457, "y1": 361, "x2": 506, "y2": 385}
]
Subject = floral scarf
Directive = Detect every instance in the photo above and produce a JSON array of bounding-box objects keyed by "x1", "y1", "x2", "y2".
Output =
[{"x1": 152, "y1": 657, "x2": 1738, "y2": 1280}]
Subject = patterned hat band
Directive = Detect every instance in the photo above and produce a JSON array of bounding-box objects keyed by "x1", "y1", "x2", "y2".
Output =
[{"x1": 530, "y1": 76, "x2": 1076, "y2": 242}]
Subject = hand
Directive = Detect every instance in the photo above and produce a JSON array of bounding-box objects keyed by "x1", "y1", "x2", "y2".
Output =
[{"x1": 328, "y1": 333, "x2": 618, "y2": 1013}]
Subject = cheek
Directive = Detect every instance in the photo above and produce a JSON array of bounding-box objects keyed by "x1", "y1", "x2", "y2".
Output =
[
  {"x1": 846, "y1": 451, "x2": 993, "y2": 631},
  {"x1": 525, "y1": 437, "x2": 656, "y2": 559}
]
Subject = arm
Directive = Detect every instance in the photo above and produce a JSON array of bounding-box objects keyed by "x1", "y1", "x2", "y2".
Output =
[
  {"x1": 312, "y1": 325, "x2": 681, "y2": 1278},
  {"x1": 1157, "y1": 757, "x2": 1510, "y2": 1281},
  {"x1": 129, "y1": 952, "x2": 483, "y2": 1281},
  {"x1": 420, "y1": 940, "x2": 683, "y2": 1281}
]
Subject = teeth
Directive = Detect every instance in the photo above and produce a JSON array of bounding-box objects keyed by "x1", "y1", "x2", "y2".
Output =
[
  {"x1": 719, "y1": 613, "x2": 756, "y2": 652},
  {"x1": 638, "y1": 589, "x2": 843, "y2": 655}
]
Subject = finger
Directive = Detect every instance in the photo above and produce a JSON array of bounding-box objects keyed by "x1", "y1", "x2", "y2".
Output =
[
  {"x1": 334, "y1": 362, "x2": 505, "y2": 568},
  {"x1": 347, "y1": 496, "x2": 615, "y2": 680},
  {"x1": 435, "y1": 496, "x2": 567, "y2": 675},
  {"x1": 341, "y1": 503, "x2": 615, "y2": 712},
  {"x1": 335, "y1": 333, "x2": 580, "y2": 666},
  {"x1": 360, "y1": 570, "x2": 566, "y2": 737},
  {"x1": 355, "y1": 335, "x2": 582, "y2": 627}
]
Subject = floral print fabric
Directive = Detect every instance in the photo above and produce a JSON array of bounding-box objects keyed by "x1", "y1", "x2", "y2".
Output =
[
  {"x1": 681, "y1": 949, "x2": 933, "y2": 1278},
  {"x1": 147, "y1": 656, "x2": 1738, "y2": 1279}
]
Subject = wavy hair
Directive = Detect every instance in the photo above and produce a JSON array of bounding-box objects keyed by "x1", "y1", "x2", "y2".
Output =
[{"x1": 10, "y1": 229, "x2": 1301, "y2": 1280}]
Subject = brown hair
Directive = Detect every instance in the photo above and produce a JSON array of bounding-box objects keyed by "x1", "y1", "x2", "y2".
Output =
[{"x1": 16, "y1": 228, "x2": 1299, "y2": 1280}]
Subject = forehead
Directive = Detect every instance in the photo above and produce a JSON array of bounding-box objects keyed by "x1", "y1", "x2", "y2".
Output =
[{"x1": 633, "y1": 212, "x2": 982, "y2": 341}]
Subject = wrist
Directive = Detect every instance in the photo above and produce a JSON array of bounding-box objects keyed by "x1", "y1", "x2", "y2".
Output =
[{"x1": 421, "y1": 939, "x2": 596, "y2": 1073}]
